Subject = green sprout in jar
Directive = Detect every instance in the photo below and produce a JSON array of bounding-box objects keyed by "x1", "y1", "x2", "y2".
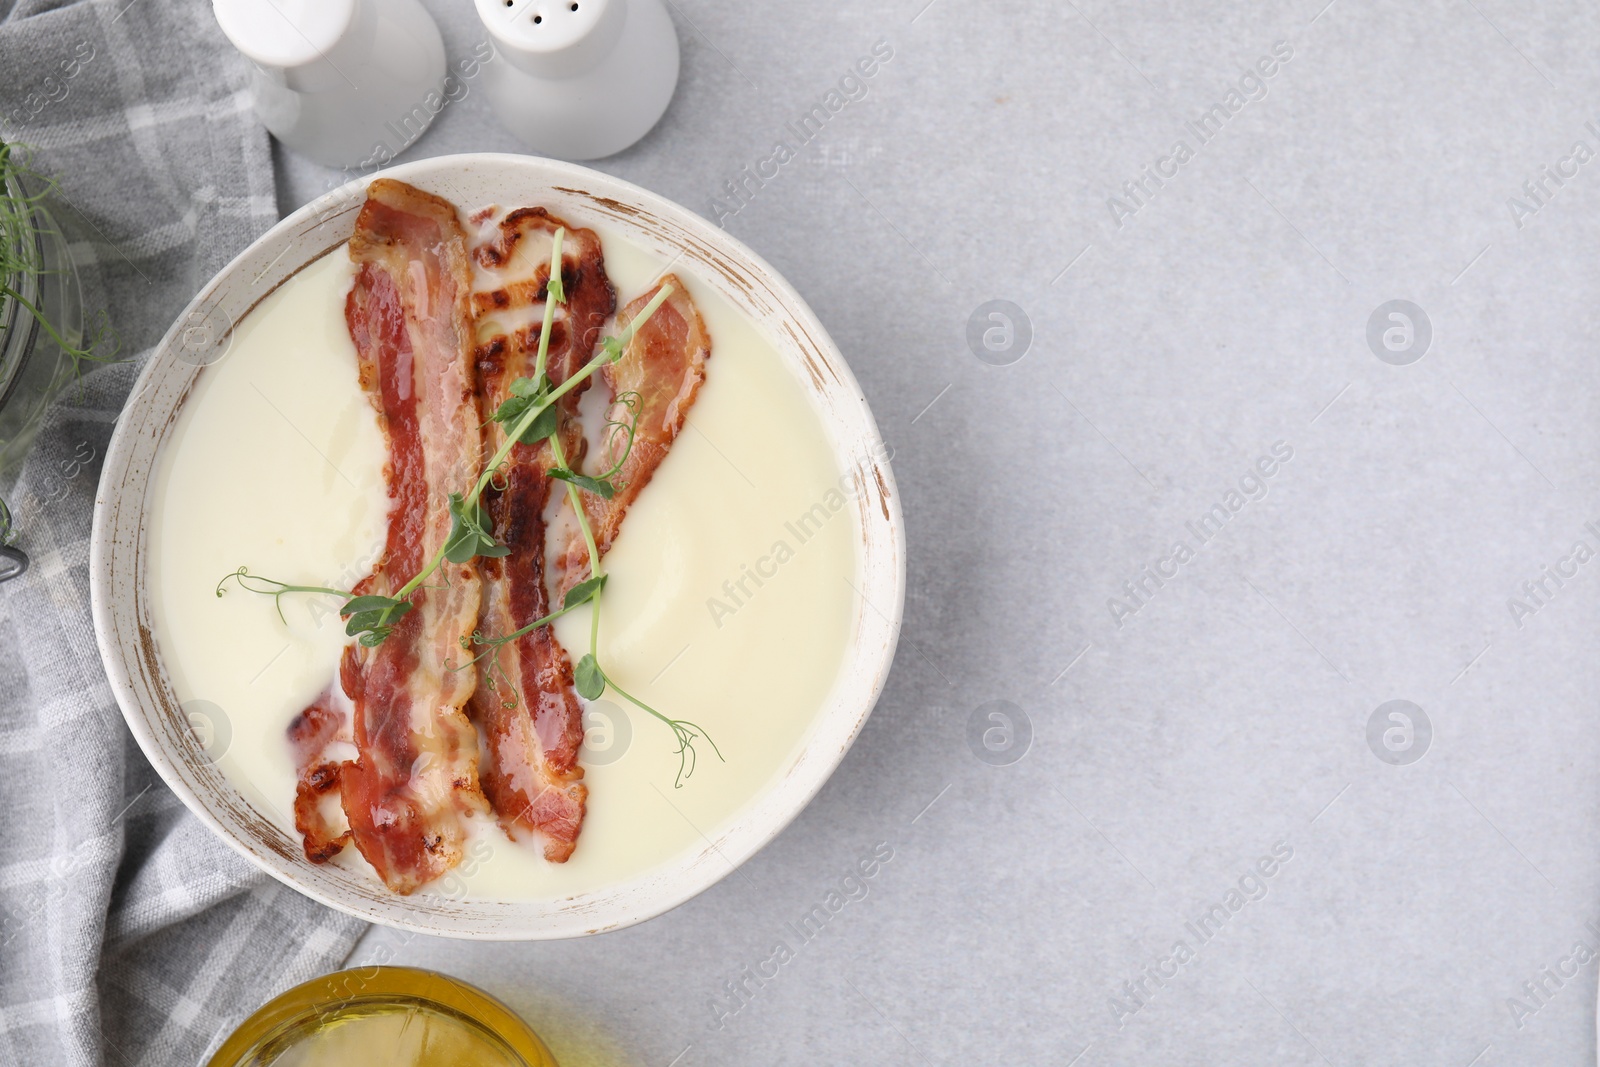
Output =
[{"x1": 0, "y1": 139, "x2": 119, "y2": 576}]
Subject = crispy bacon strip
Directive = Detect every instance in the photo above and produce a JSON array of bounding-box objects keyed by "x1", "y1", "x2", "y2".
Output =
[
  {"x1": 554, "y1": 276, "x2": 710, "y2": 597},
  {"x1": 468, "y1": 208, "x2": 614, "y2": 861},
  {"x1": 288, "y1": 696, "x2": 349, "y2": 864},
  {"x1": 473, "y1": 207, "x2": 613, "y2": 420},
  {"x1": 336, "y1": 178, "x2": 488, "y2": 894}
]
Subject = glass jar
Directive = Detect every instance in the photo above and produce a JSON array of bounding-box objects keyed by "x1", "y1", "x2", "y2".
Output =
[
  {"x1": 0, "y1": 156, "x2": 83, "y2": 475},
  {"x1": 204, "y1": 966, "x2": 559, "y2": 1067},
  {"x1": 0, "y1": 146, "x2": 85, "y2": 580}
]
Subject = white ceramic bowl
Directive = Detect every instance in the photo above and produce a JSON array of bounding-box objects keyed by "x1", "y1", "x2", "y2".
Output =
[{"x1": 89, "y1": 154, "x2": 904, "y2": 939}]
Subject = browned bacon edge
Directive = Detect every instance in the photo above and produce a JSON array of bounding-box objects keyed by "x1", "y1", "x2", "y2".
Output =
[
  {"x1": 288, "y1": 695, "x2": 349, "y2": 864},
  {"x1": 306, "y1": 177, "x2": 490, "y2": 895},
  {"x1": 555, "y1": 275, "x2": 711, "y2": 598},
  {"x1": 469, "y1": 207, "x2": 614, "y2": 862}
]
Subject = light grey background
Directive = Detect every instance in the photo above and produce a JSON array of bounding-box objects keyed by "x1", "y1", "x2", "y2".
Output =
[{"x1": 278, "y1": 1, "x2": 1600, "y2": 1064}]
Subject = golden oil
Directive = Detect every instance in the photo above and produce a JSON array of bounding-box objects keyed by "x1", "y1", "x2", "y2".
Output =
[{"x1": 207, "y1": 966, "x2": 557, "y2": 1067}]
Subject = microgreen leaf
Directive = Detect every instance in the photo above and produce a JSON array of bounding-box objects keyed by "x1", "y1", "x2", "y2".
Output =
[
  {"x1": 515, "y1": 403, "x2": 560, "y2": 445},
  {"x1": 547, "y1": 267, "x2": 565, "y2": 304},
  {"x1": 490, "y1": 375, "x2": 548, "y2": 427},
  {"x1": 341, "y1": 594, "x2": 406, "y2": 614},
  {"x1": 444, "y1": 493, "x2": 507, "y2": 564},
  {"x1": 600, "y1": 336, "x2": 625, "y2": 363},
  {"x1": 548, "y1": 467, "x2": 615, "y2": 499},
  {"x1": 343, "y1": 597, "x2": 413, "y2": 639},
  {"x1": 490, "y1": 397, "x2": 528, "y2": 425},
  {"x1": 489, "y1": 377, "x2": 563, "y2": 446},
  {"x1": 574, "y1": 653, "x2": 606, "y2": 700},
  {"x1": 563, "y1": 573, "x2": 607, "y2": 610}
]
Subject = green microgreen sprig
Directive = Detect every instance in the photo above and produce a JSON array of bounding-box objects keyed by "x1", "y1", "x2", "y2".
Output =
[
  {"x1": 532, "y1": 288, "x2": 720, "y2": 789},
  {"x1": 214, "y1": 568, "x2": 415, "y2": 647}
]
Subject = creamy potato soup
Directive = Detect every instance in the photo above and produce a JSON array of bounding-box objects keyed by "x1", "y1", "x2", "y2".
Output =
[{"x1": 146, "y1": 218, "x2": 861, "y2": 899}]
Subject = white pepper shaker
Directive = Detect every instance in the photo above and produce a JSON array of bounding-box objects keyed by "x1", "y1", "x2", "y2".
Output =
[
  {"x1": 213, "y1": 0, "x2": 448, "y2": 169},
  {"x1": 474, "y1": 0, "x2": 680, "y2": 160}
]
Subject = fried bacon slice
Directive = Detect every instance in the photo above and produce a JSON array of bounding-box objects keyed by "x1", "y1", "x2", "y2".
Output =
[
  {"x1": 334, "y1": 178, "x2": 489, "y2": 894},
  {"x1": 554, "y1": 276, "x2": 711, "y2": 598},
  {"x1": 286, "y1": 195, "x2": 711, "y2": 882},
  {"x1": 467, "y1": 207, "x2": 615, "y2": 861},
  {"x1": 288, "y1": 694, "x2": 350, "y2": 864}
]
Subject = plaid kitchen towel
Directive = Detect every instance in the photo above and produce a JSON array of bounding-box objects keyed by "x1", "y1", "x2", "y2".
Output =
[{"x1": 0, "y1": 1, "x2": 365, "y2": 1064}]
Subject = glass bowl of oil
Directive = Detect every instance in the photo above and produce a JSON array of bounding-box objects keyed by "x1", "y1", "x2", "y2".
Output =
[{"x1": 206, "y1": 966, "x2": 558, "y2": 1067}]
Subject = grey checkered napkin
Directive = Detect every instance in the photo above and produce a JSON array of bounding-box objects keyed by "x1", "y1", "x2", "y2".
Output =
[{"x1": 0, "y1": 2, "x2": 364, "y2": 1065}]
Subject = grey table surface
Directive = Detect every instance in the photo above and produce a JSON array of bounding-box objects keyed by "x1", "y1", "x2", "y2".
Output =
[{"x1": 278, "y1": 1, "x2": 1600, "y2": 1064}]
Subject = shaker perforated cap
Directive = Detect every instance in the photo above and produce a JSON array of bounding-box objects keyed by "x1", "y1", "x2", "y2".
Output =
[
  {"x1": 474, "y1": 0, "x2": 611, "y2": 55},
  {"x1": 212, "y1": 0, "x2": 358, "y2": 70}
]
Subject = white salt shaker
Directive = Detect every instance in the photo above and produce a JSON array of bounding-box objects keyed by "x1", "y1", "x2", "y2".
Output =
[
  {"x1": 474, "y1": 0, "x2": 680, "y2": 160},
  {"x1": 212, "y1": 0, "x2": 448, "y2": 169}
]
